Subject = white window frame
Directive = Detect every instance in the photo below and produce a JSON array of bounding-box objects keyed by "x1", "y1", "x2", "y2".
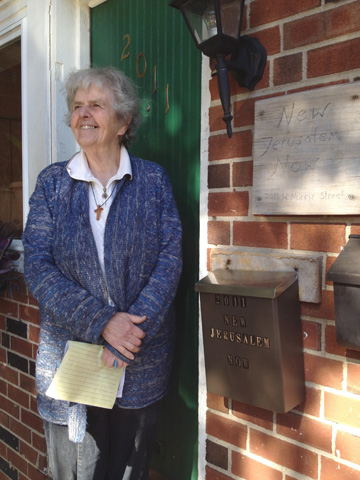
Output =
[
  {"x1": 0, "y1": 0, "x2": 102, "y2": 223},
  {"x1": 0, "y1": 0, "x2": 98, "y2": 261},
  {"x1": 0, "y1": 2, "x2": 26, "y2": 257}
]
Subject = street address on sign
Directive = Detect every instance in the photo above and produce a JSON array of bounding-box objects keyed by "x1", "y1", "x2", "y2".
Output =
[{"x1": 253, "y1": 83, "x2": 360, "y2": 215}]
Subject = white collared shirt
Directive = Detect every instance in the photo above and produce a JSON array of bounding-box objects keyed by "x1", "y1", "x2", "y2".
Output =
[
  {"x1": 66, "y1": 147, "x2": 130, "y2": 396},
  {"x1": 66, "y1": 145, "x2": 132, "y2": 275}
]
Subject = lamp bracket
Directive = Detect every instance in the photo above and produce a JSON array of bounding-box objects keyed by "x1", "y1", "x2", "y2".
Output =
[{"x1": 225, "y1": 35, "x2": 267, "y2": 91}]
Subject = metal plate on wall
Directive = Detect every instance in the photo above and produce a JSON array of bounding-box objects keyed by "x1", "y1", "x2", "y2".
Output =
[{"x1": 196, "y1": 270, "x2": 305, "y2": 412}]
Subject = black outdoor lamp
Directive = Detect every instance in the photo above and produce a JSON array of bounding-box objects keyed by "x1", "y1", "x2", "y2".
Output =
[{"x1": 169, "y1": 0, "x2": 267, "y2": 138}]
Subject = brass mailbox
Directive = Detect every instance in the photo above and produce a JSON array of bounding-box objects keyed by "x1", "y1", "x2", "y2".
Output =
[
  {"x1": 327, "y1": 234, "x2": 360, "y2": 350},
  {"x1": 195, "y1": 270, "x2": 305, "y2": 413}
]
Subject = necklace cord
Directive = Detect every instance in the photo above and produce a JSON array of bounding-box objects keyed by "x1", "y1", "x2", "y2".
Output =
[
  {"x1": 90, "y1": 182, "x2": 117, "y2": 220},
  {"x1": 90, "y1": 182, "x2": 117, "y2": 208}
]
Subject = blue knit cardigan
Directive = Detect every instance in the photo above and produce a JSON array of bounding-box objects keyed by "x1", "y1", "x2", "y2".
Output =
[{"x1": 23, "y1": 154, "x2": 182, "y2": 440}]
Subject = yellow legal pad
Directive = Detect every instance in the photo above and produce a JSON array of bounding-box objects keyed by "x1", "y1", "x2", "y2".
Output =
[{"x1": 46, "y1": 341, "x2": 125, "y2": 409}]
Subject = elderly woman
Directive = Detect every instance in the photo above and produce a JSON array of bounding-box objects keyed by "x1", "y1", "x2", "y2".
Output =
[{"x1": 23, "y1": 67, "x2": 182, "y2": 480}]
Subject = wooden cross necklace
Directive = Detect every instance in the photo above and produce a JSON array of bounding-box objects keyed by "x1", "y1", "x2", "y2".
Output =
[{"x1": 90, "y1": 182, "x2": 116, "y2": 220}]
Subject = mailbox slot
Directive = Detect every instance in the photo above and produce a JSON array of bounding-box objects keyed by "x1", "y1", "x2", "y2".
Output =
[
  {"x1": 327, "y1": 234, "x2": 360, "y2": 349},
  {"x1": 195, "y1": 270, "x2": 305, "y2": 413}
]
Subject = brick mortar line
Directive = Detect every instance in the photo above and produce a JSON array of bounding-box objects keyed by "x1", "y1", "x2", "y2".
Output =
[
  {"x1": 310, "y1": 381, "x2": 360, "y2": 397},
  {"x1": 207, "y1": 425, "x2": 360, "y2": 475},
  {"x1": 207, "y1": 186, "x2": 249, "y2": 192},
  {"x1": 303, "y1": 349, "x2": 359, "y2": 365},
  {"x1": 206, "y1": 435, "x2": 320, "y2": 480},
  {"x1": 0, "y1": 441, "x2": 47, "y2": 477},
  {"x1": 209, "y1": 58, "x2": 360, "y2": 114},
  {"x1": 277, "y1": 30, "x2": 360, "y2": 58},
  {"x1": 2, "y1": 348, "x2": 37, "y2": 365},
  {"x1": 0, "y1": 433, "x2": 45, "y2": 455},
  {"x1": 0, "y1": 416, "x2": 44, "y2": 446},
  {"x1": 204, "y1": 462, "x2": 238, "y2": 480},
  {"x1": 0, "y1": 364, "x2": 36, "y2": 387},
  {"x1": 245, "y1": 0, "x2": 360, "y2": 36},
  {"x1": 226, "y1": 74, "x2": 360, "y2": 110},
  {"x1": 3, "y1": 336, "x2": 39, "y2": 349},
  {"x1": 208, "y1": 158, "x2": 253, "y2": 166},
  {"x1": 209, "y1": 245, "x2": 332, "y2": 259}
]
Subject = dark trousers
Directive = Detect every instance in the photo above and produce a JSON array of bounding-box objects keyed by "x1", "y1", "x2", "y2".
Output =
[{"x1": 43, "y1": 402, "x2": 159, "y2": 480}]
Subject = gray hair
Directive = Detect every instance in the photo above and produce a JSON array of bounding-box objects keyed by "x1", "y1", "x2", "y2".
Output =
[{"x1": 65, "y1": 67, "x2": 141, "y2": 148}]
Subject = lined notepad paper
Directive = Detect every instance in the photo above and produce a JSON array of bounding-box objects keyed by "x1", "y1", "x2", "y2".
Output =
[{"x1": 46, "y1": 341, "x2": 125, "y2": 409}]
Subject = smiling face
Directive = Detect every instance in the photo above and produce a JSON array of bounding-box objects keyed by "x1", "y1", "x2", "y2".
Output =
[{"x1": 70, "y1": 84, "x2": 128, "y2": 154}]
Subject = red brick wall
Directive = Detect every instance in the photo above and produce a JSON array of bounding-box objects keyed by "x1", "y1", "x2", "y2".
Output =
[
  {"x1": 0, "y1": 282, "x2": 47, "y2": 480},
  {"x1": 205, "y1": 0, "x2": 360, "y2": 479}
]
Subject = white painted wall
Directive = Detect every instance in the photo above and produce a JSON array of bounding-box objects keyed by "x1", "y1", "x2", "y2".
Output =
[
  {"x1": 50, "y1": 0, "x2": 92, "y2": 165},
  {"x1": 198, "y1": 53, "x2": 211, "y2": 480}
]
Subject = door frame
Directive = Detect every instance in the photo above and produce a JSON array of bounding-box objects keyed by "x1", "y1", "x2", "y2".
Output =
[
  {"x1": 88, "y1": 1, "x2": 211, "y2": 478},
  {"x1": 199, "y1": 55, "x2": 211, "y2": 480}
]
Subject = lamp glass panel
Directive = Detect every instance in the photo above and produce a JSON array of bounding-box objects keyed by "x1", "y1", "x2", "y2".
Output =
[
  {"x1": 181, "y1": 0, "x2": 218, "y2": 45},
  {"x1": 219, "y1": 0, "x2": 242, "y2": 39}
]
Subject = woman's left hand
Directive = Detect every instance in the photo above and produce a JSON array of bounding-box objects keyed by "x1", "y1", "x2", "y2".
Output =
[{"x1": 102, "y1": 347, "x2": 128, "y2": 368}]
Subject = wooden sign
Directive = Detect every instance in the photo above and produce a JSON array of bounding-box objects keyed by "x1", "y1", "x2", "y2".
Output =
[{"x1": 253, "y1": 83, "x2": 360, "y2": 215}]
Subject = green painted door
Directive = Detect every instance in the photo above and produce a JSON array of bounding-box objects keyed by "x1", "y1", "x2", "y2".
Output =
[{"x1": 91, "y1": 2, "x2": 200, "y2": 478}]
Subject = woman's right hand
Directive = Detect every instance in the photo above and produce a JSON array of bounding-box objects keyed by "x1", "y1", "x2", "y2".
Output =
[{"x1": 101, "y1": 312, "x2": 146, "y2": 361}]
